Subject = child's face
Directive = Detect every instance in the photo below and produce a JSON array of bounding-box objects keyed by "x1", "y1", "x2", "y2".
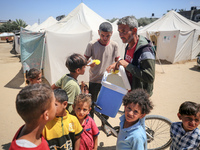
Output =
[
  {"x1": 124, "y1": 103, "x2": 145, "y2": 125},
  {"x1": 178, "y1": 112, "x2": 200, "y2": 132},
  {"x1": 30, "y1": 73, "x2": 42, "y2": 84},
  {"x1": 74, "y1": 102, "x2": 91, "y2": 120},
  {"x1": 55, "y1": 100, "x2": 67, "y2": 117},
  {"x1": 47, "y1": 93, "x2": 56, "y2": 121}
]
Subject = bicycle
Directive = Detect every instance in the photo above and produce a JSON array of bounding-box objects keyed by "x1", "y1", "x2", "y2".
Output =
[{"x1": 93, "y1": 102, "x2": 172, "y2": 150}]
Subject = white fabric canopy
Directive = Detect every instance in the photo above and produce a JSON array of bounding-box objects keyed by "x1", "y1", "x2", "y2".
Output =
[
  {"x1": 138, "y1": 10, "x2": 200, "y2": 63},
  {"x1": 31, "y1": 16, "x2": 57, "y2": 32},
  {"x1": 44, "y1": 3, "x2": 125, "y2": 85}
]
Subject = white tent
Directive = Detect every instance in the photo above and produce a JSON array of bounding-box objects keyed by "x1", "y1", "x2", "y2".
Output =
[
  {"x1": 31, "y1": 16, "x2": 57, "y2": 32},
  {"x1": 27, "y1": 23, "x2": 38, "y2": 31},
  {"x1": 25, "y1": 25, "x2": 31, "y2": 30},
  {"x1": 138, "y1": 10, "x2": 200, "y2": 63},
  {"x1": 0, "y1": 32, "x2": 14, "y2": 37},
  {"x1": 44, "y1": 3, "x2": 124, "y2": 85}
]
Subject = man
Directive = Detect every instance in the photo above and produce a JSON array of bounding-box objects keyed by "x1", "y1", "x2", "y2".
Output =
[
  {"x1": 84, "y1": 22, "x2": 119, "y2": 135},
  {"x1": 107, "y1": 16, "x2": 155, "y2": 96}
]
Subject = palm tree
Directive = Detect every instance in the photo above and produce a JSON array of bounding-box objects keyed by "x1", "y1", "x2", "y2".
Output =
[{"x1": 13, "y1": 19, "x2": 27, "y2": 30}]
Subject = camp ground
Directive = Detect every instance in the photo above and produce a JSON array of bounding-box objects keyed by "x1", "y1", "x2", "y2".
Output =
[{"x1": 17, "y1": 4, "x2": 200, "y2": 85}]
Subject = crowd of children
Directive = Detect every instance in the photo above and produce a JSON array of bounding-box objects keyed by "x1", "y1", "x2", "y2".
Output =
[
  {"x1": 9, "y1": 51, "x2": 200, "y2": 150},
  {"x1": 9, "y1": 21, "x2": 200, "y2": 150}
]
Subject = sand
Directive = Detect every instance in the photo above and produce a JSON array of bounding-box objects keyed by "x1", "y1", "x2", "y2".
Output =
[{"x1": 0, "y1": 41, "x2": 200, "y2": 150}]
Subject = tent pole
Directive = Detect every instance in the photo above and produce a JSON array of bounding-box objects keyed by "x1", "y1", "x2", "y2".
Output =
[{"x1": 147, "y1": 32, "x2": 165, "y2": 73}]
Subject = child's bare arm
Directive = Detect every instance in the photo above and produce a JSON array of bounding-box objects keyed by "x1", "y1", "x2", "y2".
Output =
[
  {"x1": 51, "y1": 84, "x2": 59, "y2": 90},
  {"x1": 74, "y1": 135, "x2": 81, "y2": 150},
  {"x1": 93, "y1": 136, "x2": 98, "y2": 150}
]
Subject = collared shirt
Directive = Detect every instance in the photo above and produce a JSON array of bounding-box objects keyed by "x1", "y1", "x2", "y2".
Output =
[
  {"x1": 170, "y1": 122, "x2": 200, "y2": 150},
  {"x1": 80, "y1": 115, "x2": 99, "y2": 150},
  {"x1": 116, "y1": 115, "x2": 147, "y2": 150}
]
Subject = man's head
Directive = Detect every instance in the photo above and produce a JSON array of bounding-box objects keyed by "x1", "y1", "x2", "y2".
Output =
[
  {"x1": 117, "y1": 16, "x2": 138, "y2": 43},
  {"x1": 54, "y1": 89, "x2": 68, "y2": 117},
  {"x1": 177, "y1": 101, "x2": 200, "y2": 132},
  {"x1": 16, "y1": 84, "x2": 56, "y2": 124},
  {"x1": 98, "y1": 22, "x2": 113, "y2": 45},
  {"x1": 123, "y1": 89, "x2": 153, "y2": 124},
  {"x1": 65, "y1": 53, "x2": 87, "y2": 75}
]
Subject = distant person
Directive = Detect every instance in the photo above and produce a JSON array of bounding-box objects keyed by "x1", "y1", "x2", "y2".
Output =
[
  {"x1": 107, "y1": 16, "x2": 155, "y2": 96},
  {"x1": 51, "y1": 53, "x2": 87, "y2": 113},
  {"x1": 25, "y1": 68, "x2": 42, "y2": 85},
  {"x1": 170, "y1": 101, "x2": 200, "y2": 150},
  {"x1": 84, "y1": 22, "x2": 119, "y2": 132},
  {"x1": 73, "y1": 94, "x2": 99, "y2": 150},
  {"x1": 116, "y1": 89, "x2": 153, "y2": 150},
  {"x1": 9, "y1": 84, "x2": 56, "y2": 150},
  {"x1": 43, "y1": 89, "x2": 83, "y2": 150}
]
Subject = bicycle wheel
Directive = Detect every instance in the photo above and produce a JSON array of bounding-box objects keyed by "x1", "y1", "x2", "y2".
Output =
[{"x1": 145, "y1": 115, "x2": 172, "y2": 150}]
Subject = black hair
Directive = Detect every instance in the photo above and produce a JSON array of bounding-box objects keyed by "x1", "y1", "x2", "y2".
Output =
[
  {"x1": 99, "y1": 22, "x2": 113, "y2": 32},
  {"x1": 16, "y1": 84, "x2": 53, "y2": 124},
  {"x1": 179, "y1": 101, "x2": 200, "y2": 116},
  {"x1": 25, "y1": 68, "x2": 41, "y2": 84},
  {"x1": 123, "y1": 89, "x2": 153, "y2": 114},
  {"x1": 65, "y1": 53, "x2": 87, "y2": 73},
  {"x1": 54, "y1": 89, "x2": 68, "y2": 103}
]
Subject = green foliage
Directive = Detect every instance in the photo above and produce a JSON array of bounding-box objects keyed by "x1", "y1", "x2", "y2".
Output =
[
  {"x1": 0, "y1": 19, "x2": 27, "y2": 32},
  {"x1": 138, "y1": 17, "x2": 158, "y2": 27},
  {"x1": 107, "y1": 17, "x2": 118, "y2": 23}
]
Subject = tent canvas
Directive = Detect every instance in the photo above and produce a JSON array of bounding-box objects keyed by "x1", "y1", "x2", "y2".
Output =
[
  {"x1": 31, "y1": 16, "x2": 58, "y2": 32},
  {"x1": 138, "y1": 10, "x2": 200, "y2": 63},
  {"x1": 44, "y1": 3, "x2": 125, "y2": 85}
]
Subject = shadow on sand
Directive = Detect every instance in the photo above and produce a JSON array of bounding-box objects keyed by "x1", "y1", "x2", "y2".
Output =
[
  {"x1": 1, "y1": 142, "x2": 11, "y2": 150},
  {"x1": 4, "y1": 67, "x2": 24, "y2": 89},
  {"x1": 98, "y1": 145, "x2": 116, "y2": 150},
  {"x1": 189, "y1": 65, "x2": 200, "y2": 72}
]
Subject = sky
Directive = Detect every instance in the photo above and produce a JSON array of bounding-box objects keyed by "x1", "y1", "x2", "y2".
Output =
[{"x1": 0, "y1": 0, "x2": 200, "y2": 25}]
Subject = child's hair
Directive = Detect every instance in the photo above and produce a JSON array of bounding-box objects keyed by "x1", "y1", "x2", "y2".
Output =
[
  {"x1": 179, "y1": 101, "x2": 200, "y2": 116},
  {"x1": 54, "y1": 89, "x2": 68, "y2": 103},
  {"x1": 65, "y1": 53, "x2": 87, "y2": 73},
  {"x1": 74, "y1": 94, "x2": 92, "y2": 107},
  {"x1": 123, "y1": 88, "x2": 153, "y2": 114},
  {"x1": 16, "y1": 84, "x2": 53, "y2": 124},
  {"x1": 25, "y1": 68, "x2": 41, "y2": 84}
]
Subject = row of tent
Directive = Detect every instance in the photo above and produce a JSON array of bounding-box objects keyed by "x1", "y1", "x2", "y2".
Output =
[{"x1": 18, "y1": 3, "x2": 200, "y2": 85}]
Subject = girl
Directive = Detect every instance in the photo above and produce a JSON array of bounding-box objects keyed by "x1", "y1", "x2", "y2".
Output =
[{"x1": 25, "y1": 68, "x2": 42, "y2": 85}]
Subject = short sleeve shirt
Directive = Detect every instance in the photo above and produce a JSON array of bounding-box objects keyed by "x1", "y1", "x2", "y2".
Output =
[
  {"x1": 80, "y1": 115, "x2": 99, "y2": 150},
  {"x1": 55, "y1": 74, "x2": 80, "y2": 106},
  {"x1": 84, "y1": 40, "x2": 119, "y2": 83}
]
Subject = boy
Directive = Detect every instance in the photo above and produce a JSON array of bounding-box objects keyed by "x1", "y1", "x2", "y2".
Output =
[
  {"x1": 9, "y1": 84, "x2": 56, "y2": 150},
  {"x1": 51, "y1": 53, "x2": 87, "y2": 113},
  {"x1": 116, "y1": 89, "x2": 153, "y2": 150},
  {"x1": 73, "y1": 94, "x2": 99, "y2": 150},
  {"x1": 84, "y1": 22, "x2": 119, "y2": 134},
  {"x1": 43, "y1": 89, "x2": 83, "y2": 150},
  {"x1": 170, "y1": 101, "x2": 200, "y2": 150}
]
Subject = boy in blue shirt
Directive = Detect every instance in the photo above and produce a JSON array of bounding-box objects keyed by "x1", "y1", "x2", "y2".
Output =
[
  {"x1": 116, "y1": 89, "x2": 153, "y2": 150},
  {"x1": 170, "y1": 101, "x2": 200, "y2": 150}
]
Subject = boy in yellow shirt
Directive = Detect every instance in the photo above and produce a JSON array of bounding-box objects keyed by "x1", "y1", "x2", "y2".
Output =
[{"x1": 43, "y1": 89, "x2": 83, "y2": 150}]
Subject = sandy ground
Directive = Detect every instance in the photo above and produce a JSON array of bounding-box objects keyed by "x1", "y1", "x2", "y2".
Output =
[{"x1": 0, "y1": 41, "x2": 200, "y2": 150}]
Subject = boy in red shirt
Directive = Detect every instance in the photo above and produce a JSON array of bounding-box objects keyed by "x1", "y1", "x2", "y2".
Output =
[{"x1": 9, "y1": 84, "x2": 56, "y2": 150}]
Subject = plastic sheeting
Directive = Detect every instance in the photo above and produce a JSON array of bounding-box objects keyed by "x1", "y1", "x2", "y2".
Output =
[{"x1": 20, "y1": 28, "x2": 45, "y2": 73}]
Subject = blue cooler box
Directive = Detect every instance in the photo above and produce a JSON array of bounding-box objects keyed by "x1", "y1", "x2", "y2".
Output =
[{"x1": 95, "y1": 66, "x2": 131, "y2": 118}]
